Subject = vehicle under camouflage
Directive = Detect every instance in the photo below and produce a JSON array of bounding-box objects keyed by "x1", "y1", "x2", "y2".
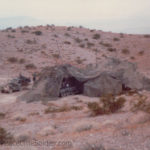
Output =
[
  {"x1": 18, "y1": 58, "x2": 150, "y2": 102},
  {"x1": 1, "y1": 75, "x2": 31, "y2": 93}
]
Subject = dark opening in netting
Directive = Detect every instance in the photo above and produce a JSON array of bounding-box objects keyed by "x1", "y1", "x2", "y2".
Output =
[{"x1": 59, "y1": 77, "x2": 83, "y2": 97}]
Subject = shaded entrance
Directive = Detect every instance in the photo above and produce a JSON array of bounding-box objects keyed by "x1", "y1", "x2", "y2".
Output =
[{"x1": 59, "y1": 77, "x2": 83, "y2": 97}]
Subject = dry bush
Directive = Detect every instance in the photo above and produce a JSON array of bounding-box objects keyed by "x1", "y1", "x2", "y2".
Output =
[
  {"x1": 100, "y1": 42, "x2": 112, "y2": 47},
  {"x1": 7, "y1": 57, "x2": 18, "y2": 63},
  {"x1": 0, "y1": 113, "x2": 5, "y2": 119},
  {"x1": 74, "y1": 38, "x2": 82, "y2": 43},
  {"x1": 19, "y1": 58, "x2": 26, "y2": 64},
  {"x1": 87, "y1": 42, "x2": 95, "y2": 48},
  {"x1": 0, "y1": 127, "x2": 14, "y2": 145},
  {"x1": 45, "y1": 105, "x2": 82, "y2": 114},
  {"x1": 52, "y1": 54, "x2": 60, "y2": 59},
  {"x1": 26, "y1": 39, "x2": 36, "y2": 44},
  {"x1": 7, "y1": 35, "x2": 15, "y2": 38},
  {"x1": 81, "y1": 142, "x2": 105, "y2": 150},
  {"x1": 107, "y1": 48, "x2": 116, "y2": 52},
  {"x1": 64, "y1": 33, "x2": 70, "y2": 37},
  {"x1": 122, "y1": 49, "x2": 130, "y2": 54},
  {"x1": 21, "y1": 30, "x2": 29, "y2": 33},
  {"x1": 88, "y1": 94, "x2": 126, "y2": 116},
  {"x1": 144, "y1": 34, "x2": 150, "y2": 38},
  {"x1": 76, "y1": 57, "x2": 86, "y2": 64},
  {"x1": 130, "y1": 56, "x2": 135, "y2": 60},
  {"x1": 25, "y1": 63, "x2": 37, "y2": 70},
  {"x1": 120, "y1": 33, "x2": 124, "y2": 38},
  {"x1": 64, "y1": 41, "x2": 71, "y2": 44},
  {"x1": 79, "y1": 44, "x2": 85, "y2": 48},
  {"x1": 32, "y1": 30, "x2": 42, "y2": 36},
  {"x1": 131, "y1": 94, "x2": 150, "y2": 113},
  {"x1": 138, "y1": 51, "x2": 144, "y2": 56},
  {"x1": 113, "y1": 37, "x2": 120, "y2": 41},
  {"x1": 93, "y1": 34, "x2": 101, "y2": 39}
]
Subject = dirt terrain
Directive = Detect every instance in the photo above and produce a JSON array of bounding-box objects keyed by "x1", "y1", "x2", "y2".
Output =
[{"x1": 0, "y1": 25, "x2": 150, "y2": 150}]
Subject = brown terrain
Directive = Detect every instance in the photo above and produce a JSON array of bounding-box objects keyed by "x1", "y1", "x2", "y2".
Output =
[{"x1": 0, "y1": 25, "x2": 150, "y2": 150}]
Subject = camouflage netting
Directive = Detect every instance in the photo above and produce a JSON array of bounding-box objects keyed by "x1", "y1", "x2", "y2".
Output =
[{"x1": 19, "y1": 58, "x2": 150, "y2": 102}]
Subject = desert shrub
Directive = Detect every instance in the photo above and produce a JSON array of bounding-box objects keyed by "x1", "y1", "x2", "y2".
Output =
[
  {"x1": 99, "y1": 42, "x2": 112, "y2": 47},
  {"x1": 76, "y1": 57, "x2": 86, "y2": 64},
  {"x1": 64, "y1": 41, "x2": 71, "y2": 44},
  {"x1": 25, "y1": 64, "x2": 37, "y2": 69},
  {"x1": 7, "y1": 35, "x2": 15, "y2": 38},
  {"x1": 84, "y1": 38, "x2": 88, "y2": 41},
  {"x1": 90, "y1": 30, "x2": 95, "y2": 32},
  {"x1": 87, "y1": 42, "x2": 95, "y2": 48},
  {"x1": 11, "y1": 29, "x2": 16, "y2": 32},
  {"x1": 79, "y1": 44, "x2": 85, "y2": 48},
  {"x1": 0, "y1": 113, "x2": 5, "y2": 119},
  {"x1": 53, "y1": 34, "x2": 58, "y2": 38},
  {"x1": 107, "y1": 48, "x2": 116, "y2": 52},
  {"x1": 120, "y1": 33, "x2": 124, "y2": 38},
  {"x1": 93, "y1": 34, "x2": 101, "y2": 39},
  {"x1": 81, "y1": 142, "x2": 105, "y2": 150},
  {"x1": 26, "y1": 39, "x2": 36, "y2": 44},
  {"x1": 45, "y1": 105, "x2": 82, "y2": 114},
  {"x1": 0, "y1": 127, "x2": 14, "y2": 145},
  {"x1": 144, "y1": 34, "x2": 150, "y2": 38},
  {"x1": 64, "y1": 33, "x2": 70, "y2": 37},
  {"x1": 88, "y1": 95, "x2": 126, "y2": 116},
  {"x1": 74, "y1": 38, "x2": 82, "y2": 43},
  {"x1": 138, "y1": 51, "x2": 144, "y2": 56},
  {"x1": 67, "y1": 27, "x2": 72, "y2": 31},
  {"x1": 122, "y1": 49, "x2": 130, "y2": 54},
  {"x1": 7, "y1": 57, "x2": 18, "y2": 63},
  {"x1": 21, "y1": 30, "x2": 29, "y2": 33},
  {"x1": 131, "y1": 94, "x2": 150, "y2": 113},
  {"x1": 113, "y1": 37, "x2": 120, "y2": 41},
  {"x1": 52, "y1": 54, "x2": 60, "y2": 59},
  {"x1": 32, "y1": 30, "x2": 42, "y2": 36},
  {"x1": 130, "y1": 56, "x2": 135, "y2": 60}
]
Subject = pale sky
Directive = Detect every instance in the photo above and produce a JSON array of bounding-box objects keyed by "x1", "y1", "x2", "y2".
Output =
[{"x1": 0, "y1": 0, "x2": 150, "y2": 33}]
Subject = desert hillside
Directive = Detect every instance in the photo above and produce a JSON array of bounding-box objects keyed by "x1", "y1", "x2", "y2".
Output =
[
  {"x1": 0, "y1": 25, "x2": 150, "y2": 150},
  {"x1": 0, "y1": 25, "x2": 150, "y2": 78}
]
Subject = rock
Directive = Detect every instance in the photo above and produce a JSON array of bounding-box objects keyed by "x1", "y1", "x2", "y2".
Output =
[
  {"x1": 73, "y1": 121, "x2": 99, "y2": 132},
  {"x1": 38, "y1": 126, "x2": 57, "y2": 136}
]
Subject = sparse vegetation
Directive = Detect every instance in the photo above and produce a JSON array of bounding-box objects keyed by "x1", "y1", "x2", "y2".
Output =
[
  {"x1": 26, "y1": 39, "x2": 36, "y2": 44},
  {"x1": 107, "y1": 48, "x2": 116, "y2": 52},
  {"x1": 122, "y1": 48, "x2": 130, "y2": 54},
  {"x1": 74, "y1": 38, "x2": 82, "y2": 43},
  {"x1": 64, "y1": 33, "x2": 70, "y2": 37},
  {"x1": 87, "y1": 42, "x2": 95, "y2": 48},
  {"x1": 131, "y1": 94, "x2": 150, "y2": 113},
  {"x1": 52, "y1": 54, "x2": 60, "y2": 59},
  {"x1": 45, "y1": 104, "x2": 82, "y2": 114},
  {"x1": 32, "y1": 30, "x2": 42, "y2": 36},
  {"x1": 7, "y1": 57, "x2": 18, "y2": 63},
  {"x1": 25, "y1": 63, "x2": 37, "y2": 69},
  {"x1": 0, "y1": 127, "x2": 14, "y2": 145},
  {"x1": 88, "y1": 94, "x2": 126, "y2": 116},
  {"x1": 113, "y1": 37, "x2": 120, "y2": 41},
  {"x1": 64, "y1": 41, "x2": 71, "y2": 44},
  {"x1": 79, "y1": 44, "x2": 85, "y2": 48},
  {"x1": 99, "y1": 42, "x2": 112, "y2": 47},
  {"x1": 81, "y1": 142, "x2": 105, "y2": 150},
  {"x1": 93, "y1": 33, "x2": 101, "y2": 39},
  {"x1": 120, "y1": 33, "x2": 124, "y2": 38},
  {"x1": 138, "y1": 51, "x2": 144, "y2": 56},
  {"x1": 0, "y1": 113, "x2": 5, "y2": 119},
  {"x1": 144, "y1": 34, "x2": 150, "y2": 38},
  {"x1": 7, "y1": 35, "x2": 15, "y2": 38}
]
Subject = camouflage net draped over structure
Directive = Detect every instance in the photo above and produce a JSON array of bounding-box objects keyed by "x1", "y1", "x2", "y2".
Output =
[{"x1": 19, "y1": 58, "x2": 150, "y2": 102}]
